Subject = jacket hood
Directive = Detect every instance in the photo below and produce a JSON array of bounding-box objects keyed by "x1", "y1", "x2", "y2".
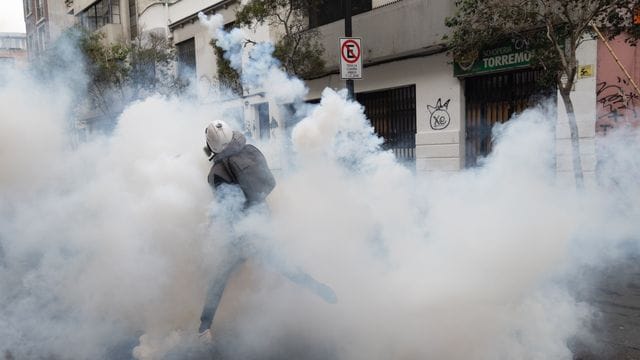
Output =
[{"x1": 213, "y1": 131, "x2": 246, "y2": 162}]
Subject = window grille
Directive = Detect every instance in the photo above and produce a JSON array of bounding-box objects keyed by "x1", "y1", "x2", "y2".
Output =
[
  {"x1": 356, "y1": 84, "x2": 417, "y2": 164},
  {"x1": 176, "y1": 38, "x2": 196, "y2": 82},
  {"x1": 464, "y1": 68, "x2": 556, "y2": 167}
]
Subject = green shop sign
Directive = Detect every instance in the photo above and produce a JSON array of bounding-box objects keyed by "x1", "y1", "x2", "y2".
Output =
[{"x1": 454, "y1": 39, "x2": 532, "y2": 77}]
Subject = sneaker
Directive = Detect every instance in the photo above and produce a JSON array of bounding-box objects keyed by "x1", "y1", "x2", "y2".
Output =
[{"x1": 198, "y1": 329, "x2": 213, "y2": 343}]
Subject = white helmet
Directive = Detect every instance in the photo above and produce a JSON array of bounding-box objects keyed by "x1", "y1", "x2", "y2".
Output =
[{"x1": 205, "y1": 120, "x2": 233, "y2": 154}]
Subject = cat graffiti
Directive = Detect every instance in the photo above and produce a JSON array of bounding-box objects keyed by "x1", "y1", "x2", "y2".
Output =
[{"x1": 428, "y1": 98, "x2": 451, "y2": 130}]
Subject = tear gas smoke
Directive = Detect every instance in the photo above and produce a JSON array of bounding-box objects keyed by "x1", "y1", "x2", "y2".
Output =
[
  {"x1": 198, "y1": 12, "x2": 307, "y2": 104},
  {"x1": 1, "y1": 15, "x2": 639, "y2": 360}
]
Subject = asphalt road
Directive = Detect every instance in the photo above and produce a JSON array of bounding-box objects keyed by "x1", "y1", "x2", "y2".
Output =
[
  {"x1": 573, "y1": 253, "x2": 640, "y2": 359},
  {"x1": 3, "y1": 254, "x2": 639, "y2": 360}
]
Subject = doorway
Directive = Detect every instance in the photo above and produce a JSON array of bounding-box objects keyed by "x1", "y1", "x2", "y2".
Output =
[{"x1": 464, "y1": 69, "x2": 556, "y2": 167}]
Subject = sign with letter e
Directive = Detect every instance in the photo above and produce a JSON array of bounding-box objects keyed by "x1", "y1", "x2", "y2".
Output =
[{"x1": 340, "y1": 37, "x2": 362, "y2": 79}]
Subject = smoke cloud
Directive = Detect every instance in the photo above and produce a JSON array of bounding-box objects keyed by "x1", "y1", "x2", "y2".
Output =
[
  {"x1": 198, "y1": 12, "x2": 307, "y2": 103},
  {"x1": 0, "y1": 14, "x2": 639, "y2": 360}
]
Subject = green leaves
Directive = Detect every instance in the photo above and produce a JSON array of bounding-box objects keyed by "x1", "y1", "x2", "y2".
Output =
[
  {"x1": 233, "y1": 0, "x2": 326, "y2": 78},
  {"x1": 76, "y1": 28, "x2": 184, "y2": 117},
  {"x1": 445, "y1": 0, "x2": 640, "y2": 188},
  {"x1": 446, "y1": 0, "x2": 640, "y2": 87},
  {"x1": 235, "y1": 0, "x2": 273, "y2": 27},
  {"x1": 212, "y1": 41, "x2": 243, "y2": 95},
  {"x1": 79, "y1": 31, "x2": 130, "y2": 87}
]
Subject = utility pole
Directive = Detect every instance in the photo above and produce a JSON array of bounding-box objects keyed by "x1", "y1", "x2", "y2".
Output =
[{"x1": 344, "y1": 0, "x2": 354, "y2": 99}]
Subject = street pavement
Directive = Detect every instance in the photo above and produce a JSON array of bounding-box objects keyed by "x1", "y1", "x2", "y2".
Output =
[{"x1": 573, "y1": 253, "x2": 640, "y2": 359}]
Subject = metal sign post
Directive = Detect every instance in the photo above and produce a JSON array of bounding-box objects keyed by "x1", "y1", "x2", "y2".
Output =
[{"x1": 343, "y1": 0, "x2": 356, "y2": 99}]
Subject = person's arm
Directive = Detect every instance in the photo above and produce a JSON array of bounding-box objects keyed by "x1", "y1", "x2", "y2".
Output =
[{"x1": 207, "y1": 162, "x2": 235, "y2": 189}]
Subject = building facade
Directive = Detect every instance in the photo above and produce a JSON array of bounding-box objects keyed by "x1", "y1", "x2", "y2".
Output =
[
  {"x1": 23, "y1": 0, "x2": 75, "y2": 58},
  {"x1": 304, "y1": 0, "x2": 600, "y2": 185},
  {"x1": 22, "y1": 0, "x2": 616, "y2": 184},
  {"x1": 0, "y1": 33, "x2": 28, "y2": 68},
  {"x1": 23, "y1": 0, "x2": 143, "y2": 55},
  {"x1": 157, "y1": 0, "x2": 601, "y2": 184}
]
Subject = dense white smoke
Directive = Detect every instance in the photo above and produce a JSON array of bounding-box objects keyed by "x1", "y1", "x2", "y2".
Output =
[
  {"x1": 198, "y1": 12, "x2": 307, "y2": 103},
  {"x1": 1, "y1": 14, "x2": 639, "y2": 360},
  {"x1": 0, "y1": 71, "x2": 215, "y2": 358}
]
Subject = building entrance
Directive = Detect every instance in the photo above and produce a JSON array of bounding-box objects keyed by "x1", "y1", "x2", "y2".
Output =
[{"x1": 464, "y1": 69, "x2": 556, "y2": 167}]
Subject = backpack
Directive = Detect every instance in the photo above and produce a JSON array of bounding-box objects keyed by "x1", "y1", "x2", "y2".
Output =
[{"x1": 223, "y1": 144, "x2": 276, "y2": 204}]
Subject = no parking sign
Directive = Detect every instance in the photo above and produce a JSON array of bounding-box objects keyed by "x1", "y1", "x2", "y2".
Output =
[{"x1": 340, "y1": 37, "x2": 362, "y2": 79}]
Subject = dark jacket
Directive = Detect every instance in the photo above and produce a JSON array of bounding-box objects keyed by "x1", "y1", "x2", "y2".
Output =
[{"x1": 207, "y1": 131, "x2": 246, "y2": 189}]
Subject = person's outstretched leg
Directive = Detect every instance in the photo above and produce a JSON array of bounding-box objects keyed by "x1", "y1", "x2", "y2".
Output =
[
  {"x1": 280, "y1": 266, "x2": 338, "y2": 304},
  {"x1": 259, "y1": 249, "x2": 337, "y2": 304},
  {"x1": 199, "y1": 255, "x2": 246, "y2": 334}
]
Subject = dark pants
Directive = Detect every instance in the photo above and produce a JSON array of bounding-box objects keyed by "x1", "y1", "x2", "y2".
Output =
[
  {"x1": 198, "y1": 245, "x2": 337, "y2": 333},
  {"x1": 198, "y1": 202, "x2": 336, "y2": 333},
  {"x1": 198, "y1": 250, "x2": 246, "y2": 333},
  {"x1": 198, "y1": 200, "x2": 265, "y2": 334}
]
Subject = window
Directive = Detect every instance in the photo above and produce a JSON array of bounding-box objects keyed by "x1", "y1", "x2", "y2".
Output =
[
  {"x1": 27, "y1": 34, "x2": 35, "y2": 55},
  {"x1": 79, "y1": 0, "x2": 121, "y2": 31},
  {"x1": 0, "y1": 37, "x2": 26, "y2": 50},
  {"x1": 356, "y1": 85, "x2": 417, "y2": 164},
  {"x1": 111, "y1": 0, "x2": 120, "y2": 23},
  {"x1": 309, "y1": 0, "x2": 372, "y2": 28},
  {"x1": 24, "y1": 0, "x2": 33, "y2": 16},
  {"x1": 37, "y1": 24, "x2": 47, "y2": 51},
  {"x1": 129, "y1": 0, "x2": 137, "y2": 40},
  {"x1": 36, "y1": 0, "x2": 45, "y2": 20},
  {"x1": 176, "y1": 38, "x2": 196, "y2": 81},
  {"x1": 96, "y1": 0, "x2": 108, "y2": 28},
  {"x1": 256, "y1": 103, "x2": 270, "y2": 140},
  {"x1": 464, "y1": 69, "x2": 556, "y2": 167}
]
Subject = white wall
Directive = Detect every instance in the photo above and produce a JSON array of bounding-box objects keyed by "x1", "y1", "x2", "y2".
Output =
[
  {"x1": 73, "y1": 0, "x2": 97, "y2": 13},
  {"x1": 138, "y1": 3, "x2": 168, "y2": 35},
  {"x1": 306, "y1": 52, "x2": 464, "y2": 173},
  {"x1": 47, "y1": 0, "x2": 75, "y2": 40},
  {"x1": 315, "y1": 0, "x2": 453, "y2": 70},
  {"x1": 169, "y1": 0, "x2": 230, "y2": 23},
  {"x1": 172, "y1": 22, "x2": 217, "y2": 88},
  {"x1": 169, "y1": 2, "x2": 244, "y2": 97},
  {"x1": 304, "y1": 38, "x2": 598, "y2": 179},
  {"x1": 556, "y1": 38, "x2": 598, "y2": 187}
]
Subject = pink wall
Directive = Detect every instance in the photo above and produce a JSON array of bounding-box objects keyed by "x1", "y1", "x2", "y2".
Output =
[{"x1": 596, "y1": 35, "x2": 640, "y2": 134}]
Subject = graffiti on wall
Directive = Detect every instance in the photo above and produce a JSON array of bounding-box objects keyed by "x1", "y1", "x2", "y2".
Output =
[
  {"x1": 428, "y1": 98, "x2": 451, "y2": 130},
  {"x1": 596, "y1": 76, "x2": 640, "y2": 133},
  {"x1": 595, "y1": 36, "x2": 640, "y2": 135}
]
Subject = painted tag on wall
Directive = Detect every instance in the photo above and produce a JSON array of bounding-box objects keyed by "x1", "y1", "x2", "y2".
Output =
[
  {"x1": 596, "y1": 35, "x2": 640, "y2": 134},
  {"x1": 428, "y1": 98, "x2": 451, "y2": 130}
]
